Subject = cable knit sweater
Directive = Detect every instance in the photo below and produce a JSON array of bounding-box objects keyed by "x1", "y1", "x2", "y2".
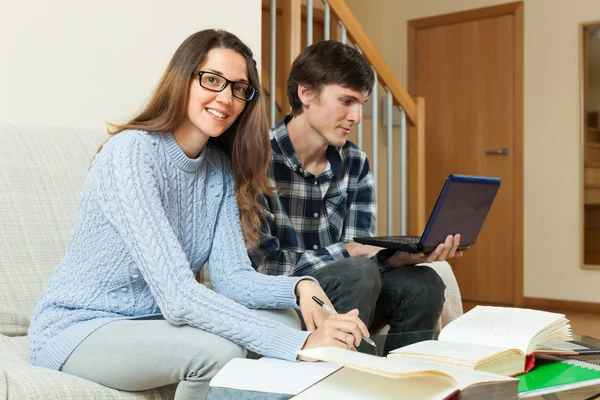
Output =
[{"x1": 28, "y1": 130, "x2": 312, "y2": 370}]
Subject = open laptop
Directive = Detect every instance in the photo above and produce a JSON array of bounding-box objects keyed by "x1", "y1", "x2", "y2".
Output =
[{"x1": 354, "y1": 174, "x2": 501, "y2": 253}]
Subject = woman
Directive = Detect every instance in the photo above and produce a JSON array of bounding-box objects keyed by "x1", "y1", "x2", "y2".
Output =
[{"x1": 27, "y1": 30, "x2": 369, "y2": 399}]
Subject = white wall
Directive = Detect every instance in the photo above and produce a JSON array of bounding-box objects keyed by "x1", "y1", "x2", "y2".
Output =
[
  {"x1": 0, "y1": 0, "x2": 261, "y2": 131},
  {"x1": 346, "y1": 0, "x2": 600, "y2": 303}
]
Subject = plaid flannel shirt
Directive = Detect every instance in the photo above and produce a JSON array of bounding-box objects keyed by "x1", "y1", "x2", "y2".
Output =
[{"x1": 248, "y1": 115, "x2": 388, "y2": 277}]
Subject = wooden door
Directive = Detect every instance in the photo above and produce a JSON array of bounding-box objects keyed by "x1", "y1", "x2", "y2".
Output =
[{"x1": 409, "y1": 4, "x2": 524, "y2": 305}]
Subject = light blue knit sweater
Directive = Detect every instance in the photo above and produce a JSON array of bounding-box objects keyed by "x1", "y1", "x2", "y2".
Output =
[{"x1": 28, "y1": 130, "x2": 312, "y2": 370}]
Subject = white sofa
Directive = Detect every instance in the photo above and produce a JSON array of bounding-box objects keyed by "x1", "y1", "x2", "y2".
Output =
[{"x1": 0, "y1": 122, "x2": 462, "y2": 399}]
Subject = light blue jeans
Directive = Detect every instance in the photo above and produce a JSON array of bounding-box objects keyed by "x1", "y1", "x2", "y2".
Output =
[{"x1": 61, "y1": 309, "x2": 302, "y2": 400}]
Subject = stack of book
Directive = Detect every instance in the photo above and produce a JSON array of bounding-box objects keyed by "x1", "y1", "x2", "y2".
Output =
[{"x1": 211, "y1": 306, "x2": 600, "y2": 400}]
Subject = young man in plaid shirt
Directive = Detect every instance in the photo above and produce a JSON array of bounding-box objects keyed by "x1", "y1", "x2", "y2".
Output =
[{"x1": 249, "y1": 41, "x2": 462, "y2": 344}]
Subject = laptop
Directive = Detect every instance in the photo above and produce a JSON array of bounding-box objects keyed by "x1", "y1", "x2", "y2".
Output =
[{"x1": 354, "y1": 174, "x2": 501, "y2": 253}]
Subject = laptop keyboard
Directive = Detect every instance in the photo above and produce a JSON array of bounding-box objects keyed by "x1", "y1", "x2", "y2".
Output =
[{"x1": 372, "y1": 236, "x2": 421, "y2": 245}]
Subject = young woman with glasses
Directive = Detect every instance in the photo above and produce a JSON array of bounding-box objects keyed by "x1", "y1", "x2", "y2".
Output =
[{"x1": 27, "y1": 29, "x2": 369, "y2": 399}]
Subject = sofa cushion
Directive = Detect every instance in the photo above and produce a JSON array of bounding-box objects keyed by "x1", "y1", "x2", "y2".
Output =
[
  {"x1": 0, "y1": 123, "x2": 108, "y2": 336},
  {"x1": 0, "y1": 334, "x2": 176, "y2": 399},
  {"x1": 425, "y1": 261, "x2": 464, "y2": 328},
  {"x1": 0, "y1": 365, "x2": 6, "y2": 400}
]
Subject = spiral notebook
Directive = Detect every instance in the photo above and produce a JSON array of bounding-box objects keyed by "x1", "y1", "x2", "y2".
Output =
[{"x1": 517, "y1": 357, "x2": 600, "y2": 398}]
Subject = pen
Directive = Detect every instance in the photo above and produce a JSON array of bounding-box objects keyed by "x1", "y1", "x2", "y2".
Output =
[{"x1": 312, "y1": 295, "x2": 377, "y2": 347}]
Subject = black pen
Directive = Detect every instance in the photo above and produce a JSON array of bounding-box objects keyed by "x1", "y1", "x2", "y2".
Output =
[{"x1": 312, "y1": 295, "x2": 376, "y2": 347}]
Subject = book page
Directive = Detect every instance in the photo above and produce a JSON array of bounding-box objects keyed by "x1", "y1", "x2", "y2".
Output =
[
  {"x1": 425, "y1": 360, "x2": 517, "y2": 389},
  {"x1": 294, "y1": 366, "x2": 458, "y2": 400},
  {"x1": 388, "y1": 340, "x2": 522, "y2": 364},
  {"x1": 297, "y1": 347, "x2": 516, "y2": 393},
  {"x1": 438, "y1": 306, "x2": 566, "y2": 354},
  {"x1": 298, "y1": 346, "x2": 456, "y2": 379},
  {"x1": 209, "y1": 357, "x2": 341, "y2": 395}
]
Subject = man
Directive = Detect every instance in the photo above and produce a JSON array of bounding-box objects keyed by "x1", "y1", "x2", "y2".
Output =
[{"x1": 249, "y1": 40, "x2": 461, "y2": 341}]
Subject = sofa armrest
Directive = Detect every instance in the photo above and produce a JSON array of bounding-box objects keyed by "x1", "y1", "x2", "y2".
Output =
[{"x1": 424, "y1": 261, "x2": 464, "y2": 330}]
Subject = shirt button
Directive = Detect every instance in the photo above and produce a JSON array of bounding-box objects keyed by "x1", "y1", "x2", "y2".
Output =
[
  {"x1": 314, "y1": 181, "x2": 318, "y2": 185},
  {"x1": 209, "y1": 183, "x2": 214, "y2": 188},
  {"x1": 215, "y1": 192, "x2": 221, "y2": 197},
  {"x1": 313, "y1": 213, "x2": 319, "y2": 218},
  {"x1": 110, "y1": 292, "x2": 117, "y2": 298},
  {"x1": 132, "y1": 274, "x2": 140, "y2": 279},
  {"x1": 299, "y1": 168, "x2": 304, "y2": 173},
  {"x1": 313, "y1": 245, "x2": 319, "y2": 250}
]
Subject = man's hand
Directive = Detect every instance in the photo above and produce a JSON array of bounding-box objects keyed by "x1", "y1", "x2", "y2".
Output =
[
  {"x1": 295, "y1": 280, "x2": 333, "y2": 331},
  {"x1": 344, "y1": 242, "x2": 382, "y2": 258},
  {"x1": 385, "y1": 234, "x2": 463, "y2": 268}
]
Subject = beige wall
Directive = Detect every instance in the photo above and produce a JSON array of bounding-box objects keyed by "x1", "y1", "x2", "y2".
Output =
[
  {"x1": 0, "y1": 0, "x2": 261, "y2": 131},
  {"x1": 346, "y1": 0, "x2": 600, "y2": 303}
]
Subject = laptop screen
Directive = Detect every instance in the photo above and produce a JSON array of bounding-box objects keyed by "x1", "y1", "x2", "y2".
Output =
[{"x1": 421, "y1": 175, "x2": 501, "y2": 248}]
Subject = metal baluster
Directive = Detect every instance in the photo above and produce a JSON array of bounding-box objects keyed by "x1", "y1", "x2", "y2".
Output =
[
  {"x1": 355, "y1": 45, "x2": 363, "y2": 149},
  {"x1": 371, "y1": 68, "x2": 378, "y2": 191},
  {"x1": 399, "y1": 107, "x2": 407, "y2": 235},
  {"x1": 386, "y1": 89, "x2": 393, "y2": 235},
  {"x1": 270, "y1": 0, "x2": 277, "y2": 127},
  {"x1": 307, "y1": 0, "x2": 313, "y2": 46},
  {"x1": 323, "y1": 0, "x2": 330, "y2": 40},
  {"x1": 338, "y1": 21, "x2": 347, "y2": 44}
]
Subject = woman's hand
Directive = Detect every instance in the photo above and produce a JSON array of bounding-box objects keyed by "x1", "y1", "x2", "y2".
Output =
[
  {"x1": 297, "y1": 309, "x2": 370, "y2": 361},
  {"x1": 295, "y1": 280, "x2": 332, "y2": 331}
]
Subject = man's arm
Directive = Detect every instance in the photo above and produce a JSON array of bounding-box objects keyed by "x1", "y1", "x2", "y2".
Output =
[{"x1": 248, "y1": 200, "x2": 350, "y2": 276}]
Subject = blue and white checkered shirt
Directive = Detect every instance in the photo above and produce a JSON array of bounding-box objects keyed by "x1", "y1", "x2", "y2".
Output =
[{"x1": 249, "y1": 115, "x2": 380, "y2": 277}]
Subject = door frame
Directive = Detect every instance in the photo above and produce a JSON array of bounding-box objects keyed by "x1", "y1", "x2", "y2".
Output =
[{"x1": 407, "y1": 2, "x2": 524, "y2": 306}]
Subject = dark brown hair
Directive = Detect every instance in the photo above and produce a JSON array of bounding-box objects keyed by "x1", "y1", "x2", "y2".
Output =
[
  {"x1": 287, "y1": 40, "x2": 375, "y2": 116},
  {"x1": 103, "y1": 29, "x2": 273, "y2": 245}
]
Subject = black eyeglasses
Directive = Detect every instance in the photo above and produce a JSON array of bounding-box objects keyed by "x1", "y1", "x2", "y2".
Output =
[{"x1": 191, "y1": 71, "x2": 257, "y2": 102}]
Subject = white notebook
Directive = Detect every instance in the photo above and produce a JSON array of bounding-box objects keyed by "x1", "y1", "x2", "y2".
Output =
[{"x1": 209, "y1": 357, "x2": 341, "y2": 395}]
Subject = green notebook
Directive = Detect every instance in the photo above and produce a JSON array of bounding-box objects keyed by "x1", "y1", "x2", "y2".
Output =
[{"x1": 517, "y1": 358, "x2": 600, "y2": 398}]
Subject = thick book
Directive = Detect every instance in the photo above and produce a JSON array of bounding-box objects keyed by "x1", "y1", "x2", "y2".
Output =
[
  {"x1": 295, "y1": 347, "x2": 519, "y2": 400},
  {"x1": 517, "y1": 358, "x2": 600, "y2": 398},
  {"x1": 388, "y1": 306, "x2": 574, "y2": 376}
]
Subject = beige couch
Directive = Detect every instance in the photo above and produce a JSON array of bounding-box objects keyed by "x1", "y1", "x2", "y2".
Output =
[{"x1": 0, "y1": 122, "x2": 462, "y2": 399}]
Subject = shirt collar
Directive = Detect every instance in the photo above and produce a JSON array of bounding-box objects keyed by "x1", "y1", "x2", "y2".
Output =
[{"x1": 271, "y1": 114, "x2": 343, "y2": 177}]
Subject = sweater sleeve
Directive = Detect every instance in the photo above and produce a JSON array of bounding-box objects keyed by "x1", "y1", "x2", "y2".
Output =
[
  {"x1": 207, "y1": 152, "x2": 318, "y2": 309},
  {"x1": 94, "y1": 134, "x2": 310, "y2": 361}
]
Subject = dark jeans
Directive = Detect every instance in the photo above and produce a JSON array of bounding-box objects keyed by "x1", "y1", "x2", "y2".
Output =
[{"x1": 308, "y1": 257, "x2": 445, "y2": 336}]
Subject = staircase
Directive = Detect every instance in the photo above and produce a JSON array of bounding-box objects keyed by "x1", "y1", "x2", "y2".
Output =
[{"x1": 261, "y1": 0, "x2": 426, "y2": 236}]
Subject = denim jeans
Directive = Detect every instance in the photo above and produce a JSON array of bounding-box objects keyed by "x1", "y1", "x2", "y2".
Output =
[{"x1": 308, "y1": 257, "x2": 445, "y2": 336}]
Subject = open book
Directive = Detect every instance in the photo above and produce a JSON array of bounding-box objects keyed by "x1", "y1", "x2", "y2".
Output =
[
  {"x1": 388, "y1": 306, "x2": 573, "y2": 376},
  {"x1": 296, "y1": 347, "x2": 518, "y2": 400}
]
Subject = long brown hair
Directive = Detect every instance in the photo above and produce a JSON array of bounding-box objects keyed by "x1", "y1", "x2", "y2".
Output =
[{"x1": 104, "y1": 29, "x2": 273, "y2": 245}]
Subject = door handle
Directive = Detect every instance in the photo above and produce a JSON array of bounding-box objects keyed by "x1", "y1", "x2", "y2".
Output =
[{"x1": 485, "y1": 148, "x2": 509, "y2": 156}]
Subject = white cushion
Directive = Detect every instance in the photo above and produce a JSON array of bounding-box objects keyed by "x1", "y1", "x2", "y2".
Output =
[
  {"x1": 0, "y1": 123, "x2": 108, "y2": 336},
  {"x1": 0, "y1": 334, "x2": 176, "y2": 399}
]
